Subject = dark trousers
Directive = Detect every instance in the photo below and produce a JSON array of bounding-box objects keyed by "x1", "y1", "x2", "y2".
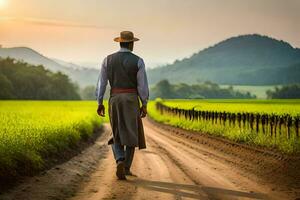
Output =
[{"x1": 112, "y1": 143, "x2": 135, "y2": 170}]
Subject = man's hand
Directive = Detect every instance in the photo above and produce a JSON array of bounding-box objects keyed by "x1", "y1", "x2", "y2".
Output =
[
  {"x1": 140, "y1": 105, "x2": 147, "y2": 118},
  {"x1": 97, "y1": 104, "x2": 105, "y2": 117}
]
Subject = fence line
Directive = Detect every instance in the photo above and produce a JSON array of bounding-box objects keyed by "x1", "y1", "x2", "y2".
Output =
[{"x1": 155, "y1": 102, "x2": 300, "y2": 139}]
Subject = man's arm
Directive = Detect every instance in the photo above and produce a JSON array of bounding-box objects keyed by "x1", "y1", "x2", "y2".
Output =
[
  {"x1": 137, "y1": 58, "x2": 149, "y2": 107},
  {"x1": 95, "y1": 57, "x2": 108, "y2": 117},
  {"x1": 95, "y1": 57, "x2": 108, "y2": 105}
]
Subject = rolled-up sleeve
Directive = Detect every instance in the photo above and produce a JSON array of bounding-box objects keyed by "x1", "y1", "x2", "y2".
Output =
[
  {"x1": 137, "y1": 58, "x2": 149, "y2": 106},
  {"x1": 95, "y1": 57, "x2": 108, "y2": 105}
]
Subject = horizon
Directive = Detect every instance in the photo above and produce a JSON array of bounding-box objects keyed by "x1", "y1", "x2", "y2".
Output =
[
  {"x1": 0, "y1": 0, "x2": 299, "y2": 68},
  {"x1": 1, "y1": 33, "x2": 298, "y2": 70}
]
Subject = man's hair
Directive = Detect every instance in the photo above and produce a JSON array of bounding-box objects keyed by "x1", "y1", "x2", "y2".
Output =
[{"x1": 120, "y1": 42, "x2": 133, "y2": 49}]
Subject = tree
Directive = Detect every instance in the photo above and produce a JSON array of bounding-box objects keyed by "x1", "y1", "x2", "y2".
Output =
[
  {"x1": 151, "y1": 79, "x2": 176, "y2": 99},
  {"x1": 0, "y1": 58, "x2": 81, "y2": 100},
  {"x1": 0, "y1": 74, "x2": 14, "y2": 99},
  {"x1": 150, "y1": 79, "x2": 256, "y2": 99},
  {"x1": 80, "y1": 85, "x2": 97, "y2": 100},
  {"x1": 266, "y1": 84, "x2": 300, "y2": 99}
]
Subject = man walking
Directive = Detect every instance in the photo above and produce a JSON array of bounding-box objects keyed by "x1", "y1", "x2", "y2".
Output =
[{"x1": 96, "y1": 31, "x2": 149, "y2": 180}]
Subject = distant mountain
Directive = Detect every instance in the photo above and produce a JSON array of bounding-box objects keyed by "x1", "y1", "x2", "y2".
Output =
[
  {"x1": 75, "y1": 59, "x2": 166, "y2": 69},
  {"x1": 0, "y1": 47, "x2": 99, "y2": 87},
  {"x1": 75, "y1": 61, "x2": 99, "y2": 69},
  {"x1": 148, "y1": 34, "x2": 300, "y2": 85},
  {"x1": 51, "y1": 58, "x2": 84, "y2": 70}
]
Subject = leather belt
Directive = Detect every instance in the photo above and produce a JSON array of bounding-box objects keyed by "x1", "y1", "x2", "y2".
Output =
[{"x1": 111, "y1": 88, "x2": 137, "y2": 94}]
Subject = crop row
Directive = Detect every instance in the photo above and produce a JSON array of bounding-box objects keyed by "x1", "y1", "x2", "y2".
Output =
[
  {"x1": 0, "y1": 101, "x2": 106, "y2": 183},
  {"x1": 156, "y1": 102, "x2": 300, "y2": 140}
]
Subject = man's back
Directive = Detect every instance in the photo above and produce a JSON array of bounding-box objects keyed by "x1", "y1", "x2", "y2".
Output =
[{"x1": 107, "y1": 51, "x2": 140, "y2": 89}]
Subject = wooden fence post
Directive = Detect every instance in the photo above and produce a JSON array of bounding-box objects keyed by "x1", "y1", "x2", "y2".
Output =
[
  {"x1": 155, "y1": 102, "x2": 295, "y2": 142},
  {"x1": 262, "y1": 115, "x2": 265, "y2": 134},
  {"x1": 256, "y1": 114, "x2": 260, "y2": 133},
  {"x1": 279, "y1": 116, "x2": 284, "y2": 136},
  {"x1": 223, "y1": 112, "x2": 227, "y2": 126},
  {"x1": 287, "y1": 116, "x2": 292, "y2": 139},
  {"x1": 249, "y1": 113, "x2": 254, "y2": 131},
  {"x1": 232, "y1": 113, "x2": 236, "y2": 127}
]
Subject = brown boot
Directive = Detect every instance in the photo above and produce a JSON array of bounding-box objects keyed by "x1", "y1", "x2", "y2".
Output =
[{"x1": 116, "y1": 161, "x2": 126, "y2": 180}]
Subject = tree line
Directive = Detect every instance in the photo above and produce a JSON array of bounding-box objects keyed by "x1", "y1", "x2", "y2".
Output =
[
  {"x1": 2, "y1": 56, "x2": 297, "y2": 100},
  {"x1": 0, "y1": 58, "x2": 80, "y2": 100},
  {"x1": 267, "y1": 84, "x2": 300, "y2": 99},
  {"x1": 150, "y1": 79, "x2": 256, "y2": 99}
]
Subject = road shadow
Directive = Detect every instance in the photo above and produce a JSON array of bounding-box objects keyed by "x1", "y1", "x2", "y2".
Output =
[
  {"x1": 129, "y1": 179, "x2": 269, "y2": 199},
  {"x1": 141, "y1": 150, "x2": 157, "y2": 155}
]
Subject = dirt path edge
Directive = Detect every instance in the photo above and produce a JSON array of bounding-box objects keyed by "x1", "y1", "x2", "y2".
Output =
[
  {"x1": 147, "y1": 117, "x2": 300, "y2": 196},
  {"x1": 0, "y1": 124, "x2": 110, "y2": 200}
]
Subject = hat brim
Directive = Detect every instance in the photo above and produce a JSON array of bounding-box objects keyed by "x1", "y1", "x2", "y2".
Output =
[{"x1": 113, "y1": 37, "x2": 139, "y2": 42}]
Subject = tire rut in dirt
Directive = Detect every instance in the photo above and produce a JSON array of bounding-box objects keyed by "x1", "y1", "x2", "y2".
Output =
[{"x1": 144, "y1": 124, "x2": 270, "y2": 200}]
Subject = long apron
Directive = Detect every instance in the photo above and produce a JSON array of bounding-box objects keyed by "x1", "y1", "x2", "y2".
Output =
[{"x1": 108, "y1": 92, "x2": 146, "y2": 149}]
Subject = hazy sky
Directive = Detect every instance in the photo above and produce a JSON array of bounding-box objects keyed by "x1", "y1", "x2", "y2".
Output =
[{"x1": 0, "y1": 0, "x2": 299, "y2": 68}]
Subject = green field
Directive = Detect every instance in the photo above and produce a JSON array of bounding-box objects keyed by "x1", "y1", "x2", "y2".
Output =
[
  {"x1": 1, "y1": 99, "x2": 299, "y2": 180},
  {"x1": 161, "y1": 99, "x2": 300, "y2": 116},
  {"x1": 0, "y1": 101, "x2": 107, "y2": 179},
  {"x1": 148, "y1": 99, "x2": 300, "y2": 154}
]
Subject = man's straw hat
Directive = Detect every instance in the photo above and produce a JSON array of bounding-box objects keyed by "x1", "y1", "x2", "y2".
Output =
[{"x1": 114, "y1": 31, "x2": 139, "y2": 43}]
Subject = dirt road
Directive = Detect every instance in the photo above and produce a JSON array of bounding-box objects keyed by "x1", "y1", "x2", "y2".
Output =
[
  {"x1": 1, "y1": 119, "x2": 298, "y2": 200},
  {"x1": 68, "y1": 120, "x2": 292, "y2": 200}
]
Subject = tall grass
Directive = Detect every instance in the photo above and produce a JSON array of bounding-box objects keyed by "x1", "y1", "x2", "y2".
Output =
[
  {"x1": 148, "y1": 100, "x2": 300, "y2": 154},
  {"x1": 0, "y1": 101, "x2": 107, "y2": 178},
  {"x1": 162, "y1": 99, "x2": 300, "y2": 116}
]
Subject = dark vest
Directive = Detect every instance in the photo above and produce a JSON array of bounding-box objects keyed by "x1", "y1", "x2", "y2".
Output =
[{"x1": 107, "y1": 51, "x2": 139, "y2": 89}]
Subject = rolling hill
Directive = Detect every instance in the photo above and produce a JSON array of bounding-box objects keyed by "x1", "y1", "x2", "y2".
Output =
[
  {"x1": 147, "y1": 34, "x2": 300, "y2": 85},
  {"x1": 0, "y1": 47, "x2": 99, "y2": 87},
  {"x1": 2, "y1": 34, "x2": 300, "y2": 88}
]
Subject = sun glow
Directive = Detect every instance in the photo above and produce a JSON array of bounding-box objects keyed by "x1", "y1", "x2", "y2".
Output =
[{"x1": 0, "y1": 0, "x2": 7, "y2": 8}]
